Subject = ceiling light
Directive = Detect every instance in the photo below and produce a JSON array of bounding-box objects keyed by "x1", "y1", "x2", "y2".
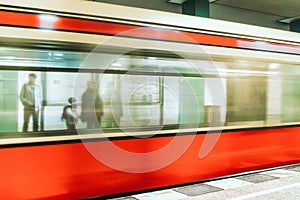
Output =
[
  {"x1": 147, "y1": 57, "x2": 157, "y2": 60},
  {"x1": 112, "y1": 63, "x2": 122, "y2": 67},
  {"x1": 269, "y1": 63, "x2": 279, "y2": 69},
  {"x1": 53, "y1": 53, "x2": 64, "y2": 57},
  {"x1": 3, "y1": 56, "x2": 16, "y2": 60}
]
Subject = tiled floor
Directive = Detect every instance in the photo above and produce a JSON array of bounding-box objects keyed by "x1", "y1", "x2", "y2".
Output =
[
  {"x1": 174, "y1": 184, "x2": 222, "y2": 196},
  {"x1": 108, "y1": 165, "x2": 300, "y2": 200},
  {"x1": 133, "y1": 189, "x2": 187, "y2": 200},
  {"x1": 204, "y1": 178, "x2": 253, "y2": 190}
]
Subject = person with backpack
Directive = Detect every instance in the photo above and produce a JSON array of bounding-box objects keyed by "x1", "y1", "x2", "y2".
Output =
[{"x1": 61, "y1": 97, "x2": 79, "y2": 130}]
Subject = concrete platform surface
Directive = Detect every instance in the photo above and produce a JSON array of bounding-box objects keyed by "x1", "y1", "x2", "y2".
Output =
[{"x1": 110, "y1": 165, "x2": 300, "y2": 200}]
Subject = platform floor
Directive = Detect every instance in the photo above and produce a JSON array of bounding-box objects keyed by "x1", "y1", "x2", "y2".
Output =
[{"x1": 110, "y1": 165, "x2": 300, "y2": 200}]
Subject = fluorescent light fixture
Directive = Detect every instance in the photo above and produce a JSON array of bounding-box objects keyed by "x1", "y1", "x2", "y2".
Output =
[
  {"x1": 3, "y1": 56, "x2": 16, "y2": 60},
  {"x1": 112, "y1": 63, "x2": 122, "y2": 67},
  {"x1": 147, "y1": 57, "x2": 157, "y2": 60},
  {"x1": 269, "y1": 63, "x2": 279, "y2": 69},
  {"x1": 53, "y1": 53, "x2": 64, "y2": 57},
  {"x1": 219, "y1": 68, "x2": 278, "y2": 76}
]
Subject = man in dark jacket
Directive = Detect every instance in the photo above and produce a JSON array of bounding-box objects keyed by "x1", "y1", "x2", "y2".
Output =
[{"x1": 81, "y1": 81, "x2": 104, "y2": 129}]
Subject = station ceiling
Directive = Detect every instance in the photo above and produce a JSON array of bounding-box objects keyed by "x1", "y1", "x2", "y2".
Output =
[
  {"x1": 218, "y1": 0, "x2": 300, "y2": 17},
  {"x1": 94, "y1": 0, "x2": 300, "y2": 31}
]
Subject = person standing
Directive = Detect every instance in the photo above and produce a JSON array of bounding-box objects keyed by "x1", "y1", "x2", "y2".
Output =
[
  {"x1": 20, "y1": 73, "x2": 43, "y2": 132},
  {"x1": 111, "y1": 85, "x2": 123, "y2": 127},
  {"x1": 81, "y1": 81, "x2": 104, "y2": 129},
  {"x1": 61, "y1": 97, "x2": 79, "y2": 130}
]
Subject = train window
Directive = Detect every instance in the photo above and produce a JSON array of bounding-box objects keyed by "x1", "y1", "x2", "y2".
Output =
[
  {"x1": 226, "y1": 76, "x2": 267, "y2": 124},
  {"x1": 0, "y1": 46, "x2": 210, "y2": 135},
  {"x1": 281, "y1": 65, "x2": 300, "y2": 122},
  {"x1": 0, "y1": 70, "x2": 18, "y2": 133},
  {"x1": 1, "y1": 45, "x2": 300, "y2": 138}
]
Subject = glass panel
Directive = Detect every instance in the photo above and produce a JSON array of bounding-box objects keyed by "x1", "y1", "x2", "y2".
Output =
[
  {"x1": 3, "y1": 45, "x2": 300, "y2": 138},
  {"x1": 226, "y1": 76, "x2": 267, "y2": 123},
  {"x1": 112, "y1": 74, "x2": 161, "y2": 127},
  {"x1": 0, "y1": 47, "x2": 86, "y2": 69},
  {"x1": 0, "y1": 71, "x2": 18, "y2": 132},
  {"x1": 281, "y1": 65, "x2": 300, "y2": 122}
]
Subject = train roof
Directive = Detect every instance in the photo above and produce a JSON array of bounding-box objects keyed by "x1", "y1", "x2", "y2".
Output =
[{"x1": 1, "y1": 0, "x2": 300, "y2": 45}]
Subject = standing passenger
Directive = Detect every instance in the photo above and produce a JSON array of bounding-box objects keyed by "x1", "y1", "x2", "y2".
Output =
[
  {"x1": 81, "y1": 81, "x2": 104, "y2": 129},
  {"x1": 20, "y1": 73, "x2": 43, "y2": 132},
  {"x1": 61, "y1": 97, "x2": 79, "y2": 130},
  {"x1": 111, "y1": 85, "x2": 123, "y2": 127}
]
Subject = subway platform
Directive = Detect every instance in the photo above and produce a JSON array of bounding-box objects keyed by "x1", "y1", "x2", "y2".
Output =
[{"x1": 109, "y1": 164, "x2": 300, "y2": 200}]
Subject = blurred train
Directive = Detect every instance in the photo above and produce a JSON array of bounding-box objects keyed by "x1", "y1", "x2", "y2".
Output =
[{"x1": 1, "y1": 0, "x2": 300, "y2": 199}]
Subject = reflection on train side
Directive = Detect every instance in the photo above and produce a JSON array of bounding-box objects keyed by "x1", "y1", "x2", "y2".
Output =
[{"x1": 1, "y1": 47, "x2": 300, "y2": 134}]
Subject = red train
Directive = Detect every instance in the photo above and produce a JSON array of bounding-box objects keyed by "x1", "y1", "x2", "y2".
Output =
[{"x1": 0, "y1": 0, "x2": 300, "y2": 199}]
